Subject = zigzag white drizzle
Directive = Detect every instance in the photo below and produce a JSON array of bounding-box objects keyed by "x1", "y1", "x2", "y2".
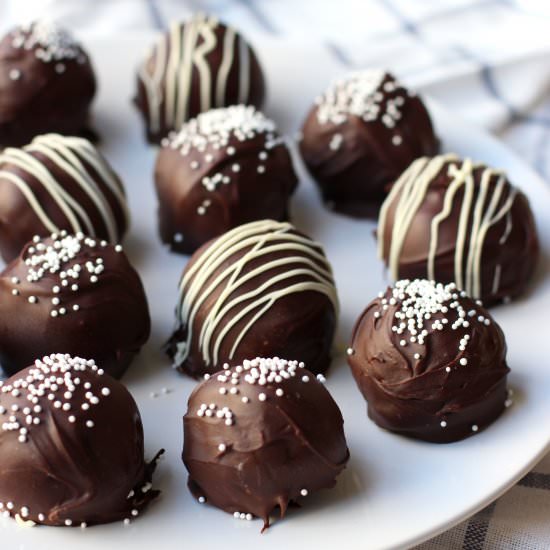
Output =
[
  {"x1": 174, "y1": 220, "x2": 339, "y2": 367},
  {"x1": 138, "y1": 14, "x2": 254, "y2": 135},
  {"x1": 378, "y1": 154, "x2": 517, "y2": 299},
  {"x1": 0, "y1": 134, "x2": 128, "y2": 241}
]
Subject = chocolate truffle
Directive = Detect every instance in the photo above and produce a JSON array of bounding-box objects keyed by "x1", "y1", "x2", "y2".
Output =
[
  {"x1": 299, "y1": 70, "x2": 438, "y2": 217},
  {"x1": 155, "y1": 105, "x2": 297, "y2": 254},
  {"x1": 378, "y1": 154, "x2": 539, "y2": 305},
  {"x1": 347, "y1": 279, "x2": 510, "y2": 443},
  {"x1": 135, "y1": 14, "x2": 265, "y2": 144},
  {"x1": 0, "y1": 21, "x2": 96, "y2": 147},
  {"x1": 0, "y1": 354, "x2": 162, "y2": 526},
  {"x1": 166, "y1": 220, "x2": 339, "y2": 378},
  {"x1": 0, "y1": 133, "x2": 129, "y2": 263},
  {"x1": 0, "y1": 232, "x2": 150, "y2": 378},
  {"x1": 183, "y1": 357, "x2": 349, "y2": 529}
]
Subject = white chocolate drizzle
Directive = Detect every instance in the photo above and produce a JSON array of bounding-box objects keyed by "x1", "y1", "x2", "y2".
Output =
[
  {"x1": 174, "y1": 220, "x2": 339, "y2": 367},
  {"x1": 378, "y1": 154, "x2": 517, "y2": 299},
  {"x1": 138, "y1": 14, "x2": 255, "y2": 134},
  {"x1": 0, "y1": 134, "x2": 129, "y2": 242}
]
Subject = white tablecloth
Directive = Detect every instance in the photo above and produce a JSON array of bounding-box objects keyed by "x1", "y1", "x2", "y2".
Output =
[{"x1": 2, "y1": 1, "x2": 549, "y2": 548}]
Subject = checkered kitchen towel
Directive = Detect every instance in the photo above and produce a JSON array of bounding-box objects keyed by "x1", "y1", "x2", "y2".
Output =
[{"x1": 1, "y1": 1, "x2": 550, "y2": 548}]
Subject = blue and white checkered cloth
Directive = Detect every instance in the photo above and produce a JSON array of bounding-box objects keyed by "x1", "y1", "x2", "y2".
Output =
[{"x1": 2, "y1": 1, "x2": 549, "y2": 548}]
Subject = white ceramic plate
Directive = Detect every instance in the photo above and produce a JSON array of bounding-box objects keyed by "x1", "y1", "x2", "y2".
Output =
[{"x1": 2, "y1": 35, "x2": 550, "y2": 550}]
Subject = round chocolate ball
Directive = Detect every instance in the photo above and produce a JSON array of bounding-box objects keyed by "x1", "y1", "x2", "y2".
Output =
[
  {"x1": 0, "y1": 21, "x2": 96, "y2": 147},
  {"x1": 299, "y1": 70, "x2": 438, "y2": 217},
  {"x1": 347, "y1": 279, "x2": 510, "y2": 443},
  {"x1": 0, "y1": 354, "x2": 162, "y2": 526},
  {"x1": 155, "y1": 105, "x2": 297, "y2": 254},
  {"x1": 377, "y1": 154, "x2": 540, "y2": 305},
  {"x1": 0, "y1": 133, "x2": 129, "y2": 263},
  {"x1": 183, "y1": 357, "x2": 349, "y2": 529},
  {"x1": 135, "y1": 14, "x2": 265, "y2": 144},
  {"x1": 166, "y1": 219, "x2": 339, "y2": 378},
  {"x1": 0, "y1": 232, "x2": 150, "y2": 378}
]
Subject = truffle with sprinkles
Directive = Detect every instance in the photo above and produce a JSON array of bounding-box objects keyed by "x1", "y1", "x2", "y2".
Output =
[
  {"x1": 377, "y1": 154, "x2": 539, "y2": 305},
  {"x1": 155, "y1": 105, "x2": 298, "y2": 254},
  {"x1": 0, "y1": 354, "x2": 163, "y2": 526},
  {"x1": 166, "y1": 219, "x2": 339, "y2": 378},
  {"x1": 0, "y1": 20, "x2": 96, "y2": 147},
  {"x1": 347, "y1": 279, "x2": 510, "y2": 443},
  {"x1": 299, "y1": 70, "x2": 438, "y2": 217},
  {"x1": 0, "y1": 232, "x2": 150, "y2": 378},
  {"x1": 134, "y1": 14, "x2": 265, "y2": 144},
  {"x1": 183, "y1": 357, "x2": 349, "y2": 529},
  {"x1": 0, "y1": 133, "x2": 129, "y2": 263}
]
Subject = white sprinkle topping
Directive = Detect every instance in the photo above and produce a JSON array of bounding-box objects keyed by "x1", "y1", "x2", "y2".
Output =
[
  {"x1": 316, "y1": 70, "x2": 407, "y2": 128},
  {"x1": 165, "y1": 106, "x2": 281, "y2": 186},
  {"x1": 11, "y1": 21, "x2": 82, "y2": 62}
]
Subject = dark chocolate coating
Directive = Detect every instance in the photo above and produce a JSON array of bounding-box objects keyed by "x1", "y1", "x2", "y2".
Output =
[
  {"x1": 0, "y1": 233, "x2": 150, "y2": 378},
  {"x1": 155, "y1": 107, "x2": 297, "y2": 254},
  {"x1": 347, "y1": 280, "x2": 510, "y2": 443},
  {"x1": 0, "y1": 134, "x2": 128, "y2": 263},
  {"x1": 378, "y1": 156, "x2": 539, "y2": 305},
  {"x1": 134, "y1": 16, "x2": 265, "y2": 144},
  {"x1": 165, "y1": 220, "x2": 338, "y2": 378},
  {"x1": 0, "y1": 22, "x2": 96, "y2": 147},
  {"x1": 299, "y1": 71, "x2": 438, "y2": 217},
  {"x1": 0, "y1": 354, "x2": 162, "y2": 526},
  {"x1": 183, "y1": 358, "x2": 349, "y2": 528}
]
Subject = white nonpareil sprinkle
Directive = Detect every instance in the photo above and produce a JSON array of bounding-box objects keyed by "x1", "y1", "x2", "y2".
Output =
[
  {"x1": 12, "y1": 21, "x2": 82, "y2": 62},
  {"x1": 14, "y1": 233, "x2": 106, "y2": 318},
  {"x1": 329, "y1": 133, "x2": 343, "y2": 151},
  {"x1": 167, "y1": 105, "x2": 277, "y2": 155},
  {"x1": 375, "y1": 279, "x2": 489, "y2": 369},
  {"x1": 316, "y1": 70, "x2": 408, "y2": 128},
  {"x1": 0, "y1": 354, "x2": 106, "y2": 439}
]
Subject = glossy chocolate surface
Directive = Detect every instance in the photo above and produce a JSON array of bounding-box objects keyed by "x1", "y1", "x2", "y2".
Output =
[
  {"x1": 155, "y1": 106, "x2": 297, "y2": 254},
  {"x1": 183, "y1": 357, "x2": 349, "y2": 529},
  {"x1": 0, "y1": 21, "x2": 96, "y2": 147},
  {"x1": 0, "y1": 233, "x2": 150, "y2": 378},
  {"x1": 0, "y1": 354, "x2": 162, "y2": 526},
  {"x1": 135, "y1": 15, "x2": 265, "y2": 144},
  {"x1": 166, "y1": 220, "x2": 338, "y2": 378},
  {"x1": 0, "y1": 134, "x2": 128, "y2": 263},
  {"x1": 300, "y1": 70, "x2": 438, "y2": 217},
  {"x1": 347, "y1": 279, "x2": 510, "y2": 443},
  {"x1": 377, "y1": 154, "x2": 539, "y2": 305}
]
